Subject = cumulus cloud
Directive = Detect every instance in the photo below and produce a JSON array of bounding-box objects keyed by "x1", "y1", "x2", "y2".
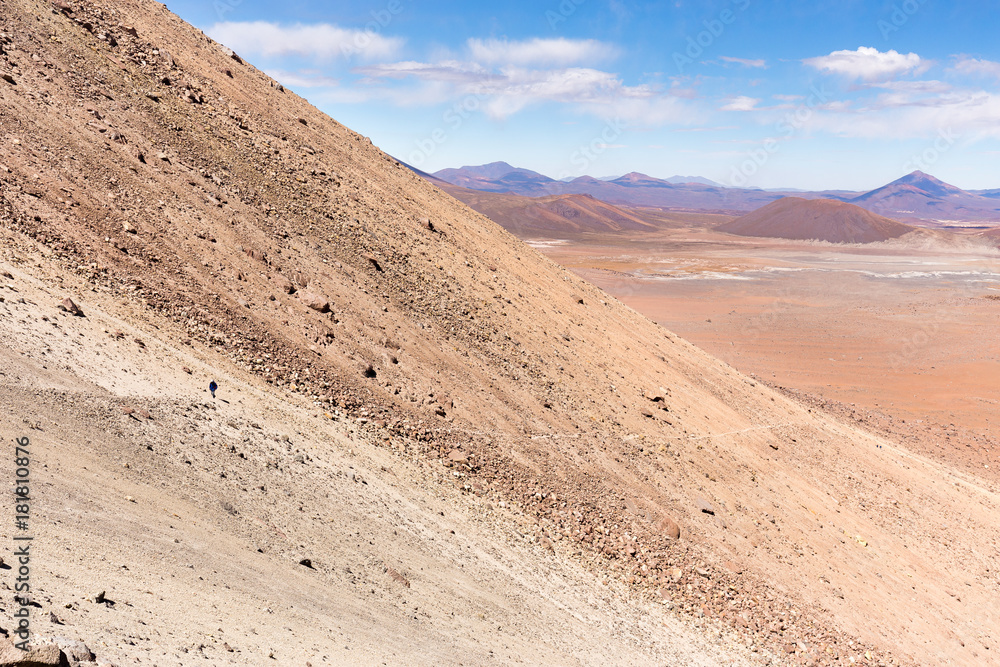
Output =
[
  {"x1": 206, "y1": 21, "x2": 404, "y2": 61},
  {"x1": 466, "y1": 38, "x2": 618, "y2": 67},
  {"x1": 718, "y1": 56, "x2": 767, "y2": 68},
  {"x1": 720, "y1": 96, "x2": 760, "y2": 111},
  {"x1": 803, "y1": 47, "x2": 925, "y2": 81}
]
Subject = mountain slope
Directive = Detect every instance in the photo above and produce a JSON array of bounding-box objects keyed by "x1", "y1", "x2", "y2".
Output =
[
  {"x1": 718, "y1": 197, "x2": 915, "y2": 243},
  {"x1": 1, "y1": 1, "x2": 998, "y2": 665},
  {"x1": 437, "y1": 185, "x2": 662, "y2": 235},
  {"x1": 850, "y1": 171, "x2": 1000, "y2": 221},
  {"x1": 429, "y1": 164, "x2": 1000, "y2": 222}
]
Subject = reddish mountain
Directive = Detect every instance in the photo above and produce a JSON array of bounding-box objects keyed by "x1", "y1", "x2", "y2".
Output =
[
  {"x1": 438, "y1": 185, "x2": 661, "y2": 235},
  {"x1": 717, "y1": 197, "x2": 915, "y2": 244}
]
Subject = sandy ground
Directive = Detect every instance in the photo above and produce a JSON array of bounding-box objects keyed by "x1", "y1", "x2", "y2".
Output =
[{"x1": 0, "y1": 243, "x2": 755, "y2": 666}]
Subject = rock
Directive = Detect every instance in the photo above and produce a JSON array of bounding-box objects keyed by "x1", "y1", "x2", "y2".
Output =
[
  {"x1": 121, "y1": 222, "x2": 136, "y2": 234},
  {"x1": 362, "y1": 253, "x2": 383, "y2": 272},
  {"x1": 695, "y1": 497, "x2": 715, "y2": 515},
  {"x1": 640, "y1": 408, "x2": 654, "y2": 418},
  {"x1": 51, "y1": 0, "x2": 73, "y2": 14},
  {"x1": 668, "y1": 567, "x2": 683, "y2": 583},
  {"x1": 48, "y1": 612, "x2": 62, "y2": 625},
  {"x1": 298, "y1": 559, "x2": 314, "y2": 569},
  {"x1": 274, "y1": 274, "x2": 295, "y2": 294},
  {"x1": 94, "y1": 591, "x2": 106, "y2": 604},
  {"x1": 0, "y1": 639, "x2": 63, "y2": 666},
  {"x1": 298, "y1": 118, "x2": 308, "y2": 126},
  {"x1": 53, "y1": 638, "x2": 94, "y2": 664},
  {"x1": 182, "y1": 367, "x2": 192, "y2": 374},
  {"x1": 58, "y1": 298, "x2": 84, "y2": 317},
  {"x1": 419, "y1": 218, "x2": 434, "y2": 231},
  {"x1": 656, "y1": 515, "x2": 681, "y2": 540},
  {"x1": 301, "y1": 144, "x2": 316, "y2": 155},
  {"x1": 298, "y1": 292, "x2": 329, "y2": 313},
  {"x1": 447, "y1": 449, "x2": 467, "y2": 463},
  {"x1": 644, "y1": 390, "x2": 665, "y2": 403},
  {"x1": 0, "y1": 72, "x2": 15, "y2": 85}
]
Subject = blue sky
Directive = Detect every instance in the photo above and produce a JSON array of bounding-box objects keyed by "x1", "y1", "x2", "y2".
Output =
[{"x1": 166, "y1": 0, "x2": 999, "y2": 190}]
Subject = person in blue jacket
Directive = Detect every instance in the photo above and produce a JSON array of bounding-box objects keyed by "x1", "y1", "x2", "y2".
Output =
[{"x1": 209, "y1": 380, "x2": 218, "y2": 398}]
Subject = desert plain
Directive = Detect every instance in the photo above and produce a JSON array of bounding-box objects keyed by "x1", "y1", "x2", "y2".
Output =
[{"x1": 527, "y1": 218, "x2": 1000, "y2": 486}]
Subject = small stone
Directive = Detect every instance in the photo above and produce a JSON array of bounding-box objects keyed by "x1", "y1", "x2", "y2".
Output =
[
  {"x1": 182, "y1": 367, "x2": 192, "y2": 374},
  {"x1": 298, "y1": 292, "x2": 330, "y2": 313},
  {"x1": 0, "y1": 72, "x2": 14, "y2": 84},
  {"x1": 298, "y1": 118, "x2": 308, "y2": 126},
  {"x1": 94, "y1": 591, "x2": 106, "y2": 603},
  {"x1": 59, "y1": 297, "x2": 84, "y2": 316},
  {"x1": 54, "y1": 638, "x2": 94, "y2": 663},
  {"x1": 274, "y1": 274, "x2": 295, "y2": 294},
  {"x1": 122, "y1": 221, "x2": 137, "y2": 234},
  {"x1": 657, "y1": 515, "x2": 681, "y2": 540},
  {"x1": 447, "y1": 449, "x2": 467, "y2": 463},
  {"x1": 696, "y1": 498, "x2": 715, "y2": 515},
  {"x1": 299, "y1": 558, "x2": 314, "y2": 569},
  {"x1": 668, "y1": 568, "x2": 683, "y2": 583}
]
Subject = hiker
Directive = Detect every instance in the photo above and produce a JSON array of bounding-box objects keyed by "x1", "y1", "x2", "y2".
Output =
[{"x1": 209, "y1": 380, "x2": 218, "y2": 398}]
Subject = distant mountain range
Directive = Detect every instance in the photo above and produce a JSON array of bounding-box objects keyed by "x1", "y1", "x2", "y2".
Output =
[{"x1": 428, "y1": 162, "x2": 1000, "y2": 224}]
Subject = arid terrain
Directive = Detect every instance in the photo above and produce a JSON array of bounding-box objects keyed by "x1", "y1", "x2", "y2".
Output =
[{"x1": 1, "y1": 1, "x2": 1000, "y2": 666}]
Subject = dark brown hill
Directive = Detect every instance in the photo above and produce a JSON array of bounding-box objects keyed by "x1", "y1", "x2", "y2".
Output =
[{"x1": 718, "y1": 197, "x2": 915, "y2": 243}]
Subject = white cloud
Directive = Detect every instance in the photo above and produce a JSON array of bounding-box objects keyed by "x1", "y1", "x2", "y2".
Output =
[
  {"x1": 952, "y1": 57, "x2": 1000, "y2": 79},
  {"x1": 802, "y1": 89, "x2": 1000, "y2": 140},
  {"x1": 265, "y1": 69, "x2": 341, "y2": 89},
  {"x1": 803, "y1": 47, "x2": 925, "y2": 81},
  {"x1": 355, "y1": 60, "x2": 688, "y2": 122},
  {"x1": 206, "y1": 21, "x2": 404, "y2": 61},
  {"x1": 466, "y1": 38, "x2": 617, "y2": 67},
  {"x1": 718, "y1": 56, "x2": 767, "y2": 68},
  {"x1": 721, "y1": 96, "x2": 760, "y2": 111}
]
